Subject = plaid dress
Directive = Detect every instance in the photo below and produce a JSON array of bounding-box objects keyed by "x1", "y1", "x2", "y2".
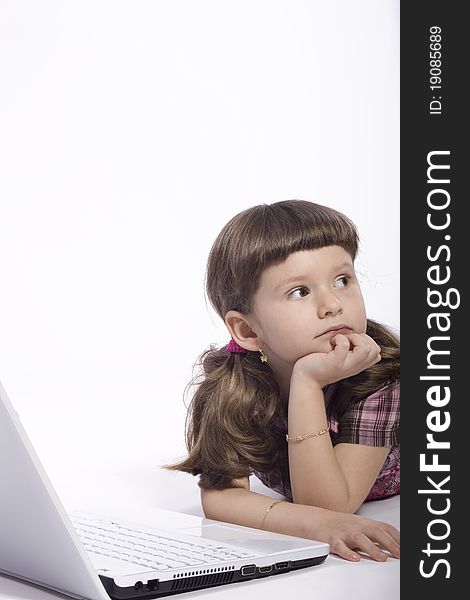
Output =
[{"x1": 253, "y1": 380, "x2": 400, "y2": 502}]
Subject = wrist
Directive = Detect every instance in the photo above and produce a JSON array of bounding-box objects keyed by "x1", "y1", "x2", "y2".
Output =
[
  {"x1": 297, "y1": 504, "x2": 330, "y2": 539},
  {"x1": 290, "y1": 367, "x2": 325, "y2": 392}
]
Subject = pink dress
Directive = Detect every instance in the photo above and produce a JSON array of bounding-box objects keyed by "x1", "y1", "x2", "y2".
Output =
[{"x1": 253, "y1": 381, "x2": 400, "y2": 502}]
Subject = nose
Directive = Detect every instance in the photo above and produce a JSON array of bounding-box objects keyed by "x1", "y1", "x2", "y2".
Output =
[{"x1": 317, "y1": 289, "x2": 343, "y2": 319}]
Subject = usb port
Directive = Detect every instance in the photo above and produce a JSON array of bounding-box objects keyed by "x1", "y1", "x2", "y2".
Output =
[
  {"x1": 241, "y1": 565, "x2": 256, "y2": 576},
  {"x1": 258, "y1": 565, "x2": 273, "y2": 574},
  {"x1": 275, "y1": 562, "x2": 289, "y2": 570}
]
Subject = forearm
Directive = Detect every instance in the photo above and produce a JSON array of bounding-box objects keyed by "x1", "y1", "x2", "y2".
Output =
[
  {"x1": 201, "y1": 485, "x2": 327, "y2": 539},
  {"x1": 201, "y1": 485, "x2": 401, "y2": 563},
  {"x1": 287, "y1": 374, "x2": 355, "y2": 512}
]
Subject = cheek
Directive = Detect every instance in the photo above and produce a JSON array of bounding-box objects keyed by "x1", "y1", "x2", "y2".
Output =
[
  {"x1": 356, "y1": 299, "x2": 368, "y2": 331},
  {"x1": 261, "y1": 313, "x2": 303, "y2": 349},
  {"x1": 360, "y1": 315, "x2": 368, "y2": 333},
  {"x1": 268, "y1": 320, "x2": 294, "y2": 342}
]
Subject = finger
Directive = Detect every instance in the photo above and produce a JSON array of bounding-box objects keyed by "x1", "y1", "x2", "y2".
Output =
[
  {"x1": 330, "y1": 334, "x2": 349, "y2": 365},
  {"x1": 360, "y1": 334, "x2": 382, "y2": 355},
  {"x1": 362, "y1": 333, "x2": 382, "y2": 348},
  {"x1": 343, "y1": 333, "x2": 370, "y2": 352},
  {"x1": 386, "y1": 524, "x2": 401, "y2": 545},
  {"x1": 343, "y1": 333, "x2": 366, "y2": 342},
  {"x1": 350, "y1": 533, "x2": 389, "y2": 562},
  {"x1": 330, "y1": 539, "x2": 361, "y2": 562},
  {"x1": 346, "y1": 333, "x2": 381, "y2": 360},
  {"x1": 344, "y1": 333, "x2": 380, "y2": 353},
  {"x1": 330, "y1": 334, "x2": 351, "y2": 355},
  {"x1": 373, "y1": 530, "x2": 401, "y2": 559}
]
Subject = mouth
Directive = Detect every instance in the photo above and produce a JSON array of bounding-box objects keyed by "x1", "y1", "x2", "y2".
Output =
[{"x1": 316, "y1": 325, "x2": 353, "y2": 338}]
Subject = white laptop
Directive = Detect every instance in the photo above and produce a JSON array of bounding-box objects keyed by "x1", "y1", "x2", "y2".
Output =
[{"x1": 0, "y1": 380, "x2": 329, "y2": 600}]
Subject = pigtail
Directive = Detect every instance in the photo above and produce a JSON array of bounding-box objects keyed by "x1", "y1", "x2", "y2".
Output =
[{"x1": 164, "y1": 345, "x2": 288, "y2": 490}]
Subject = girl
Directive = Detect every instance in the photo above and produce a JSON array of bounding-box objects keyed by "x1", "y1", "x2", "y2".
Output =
[{"x1": 167, "y1": 199, "x2": 400, "y2": 562}]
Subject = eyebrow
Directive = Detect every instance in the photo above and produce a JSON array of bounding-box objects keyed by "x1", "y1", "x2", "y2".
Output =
[{"x1": 275, "y1": 261, "x2": 354, "y2": 290}]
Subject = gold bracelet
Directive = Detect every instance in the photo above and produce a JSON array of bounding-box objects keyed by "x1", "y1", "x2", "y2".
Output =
[
  {"x1": 285, "y1": 427, "x2": 328, "y2": 442},
  {"x1": 260, "y1": 499, "x2": 283, "y2": 530}
]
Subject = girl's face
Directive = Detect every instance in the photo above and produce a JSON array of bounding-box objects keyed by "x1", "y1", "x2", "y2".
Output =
[{"x1": 248, "y1": 246, "x2": 367, "y2": 370}]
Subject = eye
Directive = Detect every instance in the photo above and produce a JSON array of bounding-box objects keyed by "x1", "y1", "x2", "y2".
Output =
[
  {"x1": 335, "y1": 274, "x2": 352, "y2": 288},
  {"x1": 288, "y1": 287, "x2": 309, "y2": 299}
]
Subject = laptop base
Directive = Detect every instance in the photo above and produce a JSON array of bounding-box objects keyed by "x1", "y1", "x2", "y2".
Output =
[{"x1": 99, "y1": 555, "x2": 328, "y2": 599}]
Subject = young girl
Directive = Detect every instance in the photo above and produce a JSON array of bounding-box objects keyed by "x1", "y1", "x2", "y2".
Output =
[{"x1": 167, "y1": 200, "x2": 400, "y2": 562}]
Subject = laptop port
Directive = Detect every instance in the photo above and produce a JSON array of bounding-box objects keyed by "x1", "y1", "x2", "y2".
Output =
[
  {"x1": 134, "y1": 581, "x2": 143, "y2": 591},
  {"x1": 241, "y1": 565, "x2": 256, "y2": 576},
  {"x1": 258, "y1": 565, "x2": 273, "y2": 574},
  {"x1": 147, "y1": 579, "x2": 159, "y2": 592},
  {"x1": 275, "y1": 562, "x2": 289, "y2": 570}
]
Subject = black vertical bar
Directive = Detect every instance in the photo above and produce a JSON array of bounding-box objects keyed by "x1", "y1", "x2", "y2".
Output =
[{"x1": 401, "y1": 1, "x2": 466, "y2": 595}]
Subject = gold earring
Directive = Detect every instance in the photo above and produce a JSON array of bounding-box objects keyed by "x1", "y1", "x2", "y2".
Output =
[{"x1": 259, "y1": 348, "x2": 268, "y2": 364}]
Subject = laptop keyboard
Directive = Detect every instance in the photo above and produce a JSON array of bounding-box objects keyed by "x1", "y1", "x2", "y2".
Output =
[{"x1": 71, "y1": 514, "x2": 256, "y2": 571}]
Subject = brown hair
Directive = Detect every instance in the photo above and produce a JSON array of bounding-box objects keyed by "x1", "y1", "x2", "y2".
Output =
[{"x1": 165, "y1": 200, "x2": 399, "y2": 490}]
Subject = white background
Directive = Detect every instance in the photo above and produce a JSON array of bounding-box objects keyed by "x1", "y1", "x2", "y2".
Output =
[{"x1": 0, "y1": 0, "x2": 399, "y2": 509}]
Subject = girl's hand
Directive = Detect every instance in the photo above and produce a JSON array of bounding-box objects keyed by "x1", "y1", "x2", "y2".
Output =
[
  {"x1": 292, "y1": 333, "x2": 381, "y2": 389},
  {"x1": 307, "y1": 509, "x2": 400, "y2": 562}
]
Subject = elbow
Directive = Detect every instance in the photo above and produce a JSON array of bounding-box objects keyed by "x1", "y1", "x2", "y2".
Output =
[
  {"x1": 200, "y1": 487, "x2": 229, "y2": 521},
  {"x1": 201, "y1": 477, "x2": 250, "y2": 520},
  {"x1": 200, "y1": 488, "x2": 217, "y2": 519}
]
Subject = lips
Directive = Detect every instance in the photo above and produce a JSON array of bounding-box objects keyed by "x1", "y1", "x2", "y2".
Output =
[{"x1": 316, "y1": 325, "x2": 353, "y2": 337}]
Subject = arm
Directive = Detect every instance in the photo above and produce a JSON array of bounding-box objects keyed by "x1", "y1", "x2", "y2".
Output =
[
  {"x1": 287, "y1": 332, "x2": 387, "y2": 513},
  {"x1": 200, "y1": 477, "x2": 400, "y2": 562},
  {"x1": 287, "y1": 373, "x2": 390, "y2": 513}
]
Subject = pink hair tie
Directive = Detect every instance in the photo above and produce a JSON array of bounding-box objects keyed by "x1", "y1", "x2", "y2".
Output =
[{"x1": 226, "y1": 338, "x2": 248, "y2": 353}]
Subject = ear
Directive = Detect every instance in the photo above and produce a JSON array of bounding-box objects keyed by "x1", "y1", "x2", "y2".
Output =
[{"x1": 224, "y1": 310, "x2": 260, "y2": 352}]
